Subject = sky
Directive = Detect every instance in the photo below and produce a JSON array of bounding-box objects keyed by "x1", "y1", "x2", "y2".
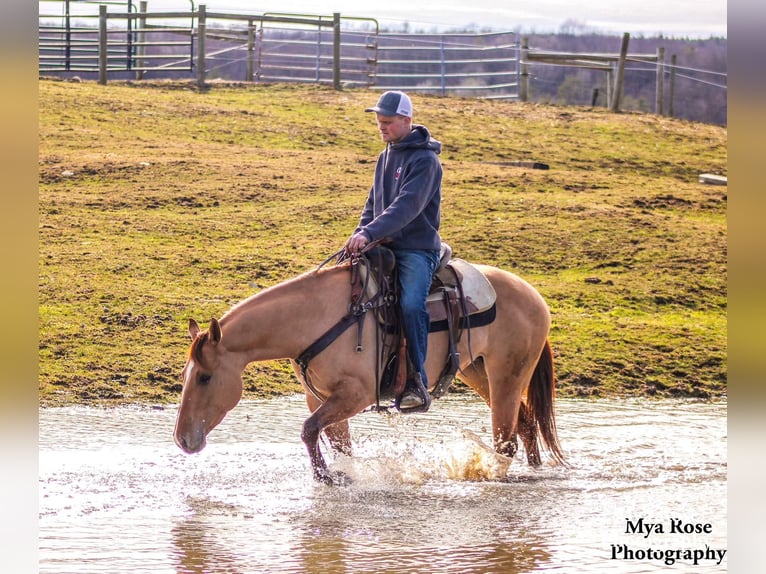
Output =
[
  {"x1": 171, "y1": 0, "x2": 726, "y2": 38},
  {"x1": 58, "y1": 0, "x2": 727, "y2": 38}
]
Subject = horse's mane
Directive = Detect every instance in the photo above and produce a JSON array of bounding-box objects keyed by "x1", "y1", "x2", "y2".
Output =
[{"x1": 186, "y1": 262, "x2": 351, "y2": 373}]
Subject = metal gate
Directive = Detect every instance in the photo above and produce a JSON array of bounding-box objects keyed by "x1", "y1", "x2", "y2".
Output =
[
  {"x1": 38, "y1": 2, "x2": 520, "y2": 99},
  {"x1": 38, "y1": 0, "x2": 196, "y2": 76}
]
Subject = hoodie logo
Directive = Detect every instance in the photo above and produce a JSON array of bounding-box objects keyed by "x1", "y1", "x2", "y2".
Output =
[{"x1": 394, "y1": 166, "x2": 402, "y2": 180}]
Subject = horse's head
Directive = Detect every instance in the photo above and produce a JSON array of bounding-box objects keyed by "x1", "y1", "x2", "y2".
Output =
[{"x1": 173, "y1": 318, "x2": 243, "y2": 454}]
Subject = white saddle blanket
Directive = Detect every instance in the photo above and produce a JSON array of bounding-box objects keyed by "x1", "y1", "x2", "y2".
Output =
[{"x1": 427, "y1": 258, "x2": 496, "y2": 319}]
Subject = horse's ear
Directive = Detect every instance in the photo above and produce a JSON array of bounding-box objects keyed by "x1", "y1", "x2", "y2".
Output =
[
  {"x1": 189, "y1": 319, "x2": 200, "y2": 340},
  {"x1": 209, "y1": 318, "x2": 222, "y2": 345}
]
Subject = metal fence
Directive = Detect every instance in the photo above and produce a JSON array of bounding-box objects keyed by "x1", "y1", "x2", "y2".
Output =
[
  {"x1": 373, "y1": 32, "x2": 520, "y2": 99},
  {"x1": 39, "y1": 1, "x2": 196, "y2": 74},
  {"x1": 38, "y1": 2, "x2": 727, "y2": 123},
  {"x1": 38, "y1": 1, "x2": 522, "y2": 99}
]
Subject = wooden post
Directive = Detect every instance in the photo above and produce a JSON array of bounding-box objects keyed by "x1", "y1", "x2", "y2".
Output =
[
  {"x1": 519, "y1": 36, "x2": 529, "y2": 102},
  {"x1": 333, "y1": 12, "x2": 341, "y2": 90},
  {"x1": 591, "y1": 88, "x2": 599, "y2": 107},
  {"x1": 655, "y1": 46, "x2": 665, "y2": 115},
  {"x1": 668, "y1": 54, "x2": 677, "y2": 118},
  {"x1": 246, "y1": 19, "x2": 255, "y2": 82},
  {"x1": 197, "y1": 4, "x2": 207, "y2": 87},
  {"x1": 136, "y1": 1, "x2": 147, "y2": 80},
  {"x1": 606, "y1": 68, "x2": 613, "y2": 108},
  {"x1": 610, "y1": 32, "x2": 630, "y2": 113},
  {"x1": 65, "y1": 0, "x2": 71, "y2": 71},
  {"x1": 98, "y1": 4, "x2": 107, "y2": 85}
]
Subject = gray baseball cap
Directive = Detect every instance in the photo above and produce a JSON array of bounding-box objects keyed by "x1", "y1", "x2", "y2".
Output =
[{"x1": 365, "y1": 91, "x2": 413, "y2": 118}]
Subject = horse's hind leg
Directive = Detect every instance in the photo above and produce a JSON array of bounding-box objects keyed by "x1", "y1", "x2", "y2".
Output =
[
  {"x1": 458, "y1": 358, "x2": 521, "y2": 460},
  {"x1": 305, "y1": 393, "x2": 352, "y2": 456},
  {"x1": 517, "y1": 401, "x2": 542, "y2": 467},
  {"x1": 491, "y1": 394, "x2": 522, "y2": 461},
  {"x1": 484, "y1": 355, "x2": 536, "y2": 461},
  {"x1": 324, "y1": 421, "x2": 352, "y2": 456},
  {"x1": 488, "y1": 348, "x2": 559, "y2": 468},
  {"x1": 456, "y1": 358, "x2": 491, "y2": 404}
]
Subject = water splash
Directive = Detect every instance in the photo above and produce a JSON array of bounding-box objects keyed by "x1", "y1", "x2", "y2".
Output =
[
  {"x1": 39, "y1": 398, "x2": 728, "y2": 574},
  {"x1": 328, "y1": 427, "x2": 516, "y2": 485}
]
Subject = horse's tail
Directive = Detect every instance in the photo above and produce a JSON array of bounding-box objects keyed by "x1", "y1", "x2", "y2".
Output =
[{"x1": 525, "y1": 339, "x2": 566, "y2": 465}]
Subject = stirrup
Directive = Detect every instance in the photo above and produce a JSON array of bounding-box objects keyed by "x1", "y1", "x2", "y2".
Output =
[{"x1": 396, "y1": 375, "x2": 432, "y2": 414}]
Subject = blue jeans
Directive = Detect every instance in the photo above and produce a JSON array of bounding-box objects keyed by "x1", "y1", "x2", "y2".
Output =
[{"x1": 392, "y1": 248, "x2": 440, "y2": 390}]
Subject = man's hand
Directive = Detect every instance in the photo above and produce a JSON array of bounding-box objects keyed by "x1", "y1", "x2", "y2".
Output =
[{"x1": 345, "y1": 232, "x2": 369, "y2": 254}]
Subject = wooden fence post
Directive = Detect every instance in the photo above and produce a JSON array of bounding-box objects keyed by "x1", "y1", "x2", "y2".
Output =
[
  {"x1": 655, "y1": 46, "x2": 665, "y2": 115},
  {"x1": 136, "y1": 1, "x2": 147, "y2": 80},
  {"x1": 606, "y1": 68, "x2": 613, "y2": 108},
  {"x1": 610, "y1": 32, "x2": 630, "y2": 113},
  {"x1": 65, "y1": 0, "x2": 71, "y2": 71},
  {"x1": 668, "y1": 54, "x2": 677, "y2": 118},
  {"x1": 520, "y1": 36, "x2": 529, "y2": 102},
  {"x1": 98, "y1": 5, "x2": 107, "y2": 85},
  {"x1": 197, "y1": 4, "x2": 207, "y2": 87},
  {"x1": 333, "y1": 12, "x2": 341, "y2": 90}
]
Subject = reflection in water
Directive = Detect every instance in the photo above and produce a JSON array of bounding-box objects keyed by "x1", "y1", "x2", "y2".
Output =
[
  {"x1": 171, "y1": 498, "x2": 246, "y2": 574},
  {"x1": 295, "y1": 484, "x2": 553, "y2": 574},
  {"x1": 39, "y1": 397, "x2": 727, "y2": 573},
  {"x1": 297, "y1": 513, "x2": 349, "y2": 574}
]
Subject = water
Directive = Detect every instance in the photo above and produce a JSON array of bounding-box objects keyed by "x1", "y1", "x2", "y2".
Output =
[{"x1": 39, "y1": 397, "x2": 727, "y2": 573}]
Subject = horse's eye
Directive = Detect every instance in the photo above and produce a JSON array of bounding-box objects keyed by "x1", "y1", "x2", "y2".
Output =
[{"x1": 198, "y1": 373, "x2": 212, "y2": 385}]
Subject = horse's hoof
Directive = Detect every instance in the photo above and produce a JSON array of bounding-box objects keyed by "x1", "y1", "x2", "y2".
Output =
[
  {"x1": 315, "y1": 469, "x2": 352, "y2": 487},
  {"x1": 331, "y1": 470, "x2": 352, "y2": 486}
]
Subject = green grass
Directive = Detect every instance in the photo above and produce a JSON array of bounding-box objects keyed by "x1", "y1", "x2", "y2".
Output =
[{"x1": 38, "y1": 78, "x2": 727, "y2": 406}]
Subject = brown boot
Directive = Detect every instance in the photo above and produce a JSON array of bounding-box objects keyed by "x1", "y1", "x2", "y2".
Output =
[{"x1": 397, "y1": 373, "x2": 432, "y2": 413}]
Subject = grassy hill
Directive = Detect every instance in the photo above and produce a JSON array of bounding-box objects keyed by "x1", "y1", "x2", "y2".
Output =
[{"x1": 38, "y1": 78, "x2": 727, "y2": 406}]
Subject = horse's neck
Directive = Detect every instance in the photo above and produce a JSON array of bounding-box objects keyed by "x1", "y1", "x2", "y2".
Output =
[{"x1": 220, "y1": 266, "x2": 350, "y2": 363}]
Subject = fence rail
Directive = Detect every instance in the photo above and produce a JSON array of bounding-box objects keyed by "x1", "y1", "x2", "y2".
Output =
[
  {"x1": 38, "y1": 2, "x2": 726, "y2": 122},
  {"x1": 38, "y1": 2, "x2": 522, "y2": 100}
]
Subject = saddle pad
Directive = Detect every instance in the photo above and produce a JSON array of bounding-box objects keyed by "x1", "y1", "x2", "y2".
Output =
[
  {"x1": 357, "y1": 254, "x2": 497, "y2": 324},
  {"x1": 427, "y1": 258, "x2": 496, "y2": 322}
]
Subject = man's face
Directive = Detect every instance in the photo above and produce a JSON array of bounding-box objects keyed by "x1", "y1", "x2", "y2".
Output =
[{"x1": 375, "y1": 113, "x2": 411, "y2": 143}]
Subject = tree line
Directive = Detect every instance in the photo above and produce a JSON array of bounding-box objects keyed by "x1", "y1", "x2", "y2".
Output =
[
  {"x1": 521, "y1": 33, "x2": 726, "y2": 125},
  {"x1": 41, "y1": 19, "x2": 727, "y2": 125}
]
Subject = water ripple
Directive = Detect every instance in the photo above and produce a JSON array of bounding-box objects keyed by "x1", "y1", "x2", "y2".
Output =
[{"x1": 40, "y1": 397, "x2": 727, "y2": 573}]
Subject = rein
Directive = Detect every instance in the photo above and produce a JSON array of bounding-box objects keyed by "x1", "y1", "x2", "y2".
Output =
[
  {"x1": 295, "y1": 245, "x2": 391, "y2": 404},
  {"x1": 294, "y1": 242, "x2": 479, "y2": 408}
]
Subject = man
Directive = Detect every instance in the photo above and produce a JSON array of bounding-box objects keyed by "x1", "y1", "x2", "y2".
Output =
[{"x1": 345, "y1": 90, "x2": 443, "y2": 413}]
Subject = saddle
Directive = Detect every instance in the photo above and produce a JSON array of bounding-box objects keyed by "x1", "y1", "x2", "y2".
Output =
[
  {"x1": 295, "y1": 243, "x2": 497, "y2": 411},
  {"x1": 355, "y1": 243, "x2": 497, "y2": 406}
]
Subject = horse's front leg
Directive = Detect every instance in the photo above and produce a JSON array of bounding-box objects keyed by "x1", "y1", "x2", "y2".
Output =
[
  {"x1": 305, "y1": 393, "x2": 352, "y2": 457},
  {"x1": 301, "y1": 414, "x2": 334, "y2": 484},
  {"x1": 300, "y1": 387, "x2": 367, "y2": 486}
]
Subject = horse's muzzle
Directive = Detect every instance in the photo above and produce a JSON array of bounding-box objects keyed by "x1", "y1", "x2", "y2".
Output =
[{"x1": 174, "y1": 429, "x2": 207, "y2": 454}]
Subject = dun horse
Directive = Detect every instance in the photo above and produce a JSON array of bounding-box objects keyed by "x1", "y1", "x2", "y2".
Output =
[{"x1": 174, "y1": 256, "x2": 565, "y2": 484}]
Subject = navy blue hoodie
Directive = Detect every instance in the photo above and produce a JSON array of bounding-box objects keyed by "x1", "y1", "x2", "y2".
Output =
[{"x1": 355, "y1": 124, "x2": 442, "y2": 251}]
